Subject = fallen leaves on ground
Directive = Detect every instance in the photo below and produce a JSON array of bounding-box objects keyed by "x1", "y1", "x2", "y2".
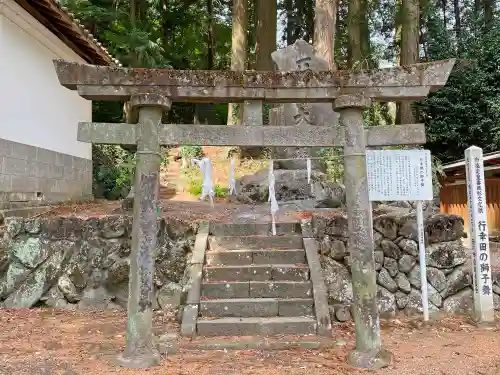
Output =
[{"x1": 2, "y1": 309, "x2": 500, "y2": 375}]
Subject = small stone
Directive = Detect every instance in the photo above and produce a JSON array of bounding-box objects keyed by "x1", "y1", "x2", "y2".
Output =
[
  {"x1": 373, "y1": 215, "x2": 399, "y2": 240},
  {"x1": 43, "y1": 286, "x2": 71, "y2": 309},
  {"x1": 24, "y1": 218, "x2": 41, "y2": 234},
  {"x1": 3, "y1": 240, "x2": 74, "y2": 308},
  {"x1": 427, "y1": 283, "x2": 442, "y2": 307},
  {"x1": 57, "y1": 274, "x2": 80, "y2": 303},
  {"x1": 426, "y1": 240, "x2": 466, "y2": 269},
  {"x1": 426, "y1": 267, "x2": 446, "y2": 292},
  {"x1": 404, "y1": 288, "x2": 439, "y2": 315},
  {"x1": 383, "y1": 257, "x2": 398, "y2": 277},
  {"x1": 441, "y1": 265, "x2": 472, "y2": 298},
  {"x1": 157, "y1": 333, "x2": 179, "y2": 355},
  {"x1": 77, "y1": 287, "x2": 113, "y2": 310},
  {"x1": 398, "y1": 254, "x2": 416, "y2": 273},
  {"x1": 5, "y1": 217, "x2": 23, "y2": 237},
  {"x1": 157, "y1": 282, "x2": 182, "y2": 310},
  {"x1": 395, "y1": 273, "x2": 411, "y2": 293},
  {"x1": 408, "y1": 265, "x2": 421, "y2": 289},
  {"x1": 321, "y1": 257, "x2": 353, "y2": 304},
  {"x1": 395, "y1": 291, "x2": 409, "y2": 309},
  {"x1": 377, "y1": 286, "x2": 396, "y2": 317},
  {"x1": 381, "y1": 240, "x2": 401, "y2": 259},
  {"x1": 443, "y1": 288, "x2": 474, "y2": 314},
  {"x1": 319, "y1": 236, "x2": 346, "y2": 260},
  {"x1": 373, "y1": 231, "x2": 384, "y2": 248},
  {"x1": 333, "y1": 304, "x2": 352, "y2": 322},
  {"x1": 329, "y1": 239, "x2": 346, "y2": 261},
  {"x1": 426, "y1": 214, "x2": 465, "y2": 244},
  {"x1": 493, "y1": 284, "x2": 500, "y2": 295},
  {"x1": 374, "y1": 251, "x2": 384, "y2": 271},
  {"x1": 397, "y1": 238, "x2": 418, "y2": 257},
  {"x1": 10, "y1": 237, "x2": 49, "y2": 269},
  {"x1": 398, "y1": 215, "x2": 418, "y2": 240},
  {"x1": 99, "y1": 215, "x2": 126, "y2": 239},
  {"x1": 377, "y1": 268, "x2": 398, "y2": 293}
]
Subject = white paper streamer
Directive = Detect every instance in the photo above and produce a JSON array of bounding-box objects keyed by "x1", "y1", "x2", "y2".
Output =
[
  {"x1": 192, "y1": 157, "x2": 215, "y2": 207},
  {"x1": 228, "y1": 158, "x2": 236, "y2": 195},
  {"x1": 268, "y1": 159, "x2": 279, "y2": 235},
  {"x1": 306, "y1": 158, "x2": 313, "y2": 193},
  {"x1": 306, "y1": 158, "x2": 311, "y2": 184}
]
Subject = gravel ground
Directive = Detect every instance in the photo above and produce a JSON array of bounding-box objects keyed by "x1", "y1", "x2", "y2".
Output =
[{"x1": 1, "y1": 309, "x2": 500, "y2": 375}]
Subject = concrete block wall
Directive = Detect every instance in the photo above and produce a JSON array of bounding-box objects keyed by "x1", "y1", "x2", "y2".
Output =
[{"x1": 0, "y1": 138, "x2": 92, "y2": 207}]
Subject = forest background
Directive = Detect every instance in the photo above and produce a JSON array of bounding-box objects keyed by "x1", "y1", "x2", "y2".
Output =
[{"x1": 60, "y1": 0, "x2": 500, "y2": 199}]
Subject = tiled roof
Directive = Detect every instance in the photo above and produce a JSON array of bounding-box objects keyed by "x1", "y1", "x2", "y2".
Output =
[{"x1": 14, "y1": 0, "x2": 120, "y2": 66}]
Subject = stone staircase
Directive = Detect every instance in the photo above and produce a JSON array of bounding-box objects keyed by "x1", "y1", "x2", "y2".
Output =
[{"x1": 181, "y1": 222, "x2": 331, "y2": 338}]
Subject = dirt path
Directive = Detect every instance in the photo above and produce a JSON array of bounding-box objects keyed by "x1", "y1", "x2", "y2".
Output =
[{"x1": 1, "y1": 309, "x2": 500, "y2": 375}]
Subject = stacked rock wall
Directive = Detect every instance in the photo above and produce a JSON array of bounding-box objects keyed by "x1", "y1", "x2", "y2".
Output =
[
  {"x1": 313, "y1": 206, "x2": 500, "y2": 321},
  {"x1": 0, "y1": 215, "x2": 196, "y2": 311}
]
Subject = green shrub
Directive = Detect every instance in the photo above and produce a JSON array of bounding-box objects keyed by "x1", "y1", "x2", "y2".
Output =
[
  {"x1": 92, "y1": 145, "x2": 136, "y2": 200},
  {"x1": 180, "y1": 146, "x2": 203, "y2": 159},
  {"x1": 188, "y1": 179, "x2": 228, "y2": 198}
]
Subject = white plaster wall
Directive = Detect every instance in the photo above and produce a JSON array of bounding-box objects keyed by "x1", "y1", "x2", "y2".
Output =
[{"x1": 0, "y1": 0, "x2": 92, "y2": 159}]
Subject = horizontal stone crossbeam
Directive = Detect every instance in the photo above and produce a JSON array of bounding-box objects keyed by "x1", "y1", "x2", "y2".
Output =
[
  {"x1": 53, "y1": 59, "x2": 456, "y2": 103},
  {"x1": 77, "y1": 122, "x2": 426, "y2": 147}
]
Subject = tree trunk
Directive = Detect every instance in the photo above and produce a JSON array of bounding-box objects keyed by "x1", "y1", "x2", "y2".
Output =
[
  {"x1": 398, "y1": 0, "x2": 420, "y2": 124},
  {"x1": 304, "y1": 0, "x2": 314, "y2": 43},
  {"x1": 347, "y1": 0, "x2": 362, "y2": 67},
  {"x1": 453, "y1": 0, "x2": 461, "y2": 44},
  {"x1": 360, "y1": 0, "x2": 370, "y2": 63},
  {"x1": 255, "y1": 0, "x2": 277, "y2": 70},
  {"x1": 294, "y1": 0, "x2": 305, "y2": 41},
  {"x1": 285, "y1": 0, "x2": 294, "y2": 45},
  {"x1": 194, "y1": 0, "x2": 215, "y2": 125},
  {"x1": 227, "y1": 0, "x2": 248, "y2": 125},
  {"x1": 484, "y1": 0, "x2": 494, "y2": 29},
  {"x1": 314, "y1": 0, "x2": 337, "y2": 70},
  {"x1": 474, "y1": 0, "x2": 482, "y2": 22},
  {"x1": 207, "y1": 0, "x2": 215, "y2": 70},
  {"x1": 441, "y1": 0, "x2": 447, "y2": 26},
  {"x1": 129, "y1": 0, "x2": 138, "y2": 67}
]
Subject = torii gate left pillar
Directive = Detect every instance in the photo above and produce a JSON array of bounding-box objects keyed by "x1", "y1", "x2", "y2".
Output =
[{"x1": 115, "y1": 94, "x2": 171, "y2": 368}]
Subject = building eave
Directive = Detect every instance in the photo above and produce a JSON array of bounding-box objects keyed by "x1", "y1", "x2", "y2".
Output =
[{"x1": 11, "y1": 0, "x2": 120, "y2": 66}]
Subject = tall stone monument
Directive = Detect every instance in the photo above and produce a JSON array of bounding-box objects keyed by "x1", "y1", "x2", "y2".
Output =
[{"x1": 270, "y1": 39, "x2": 340, "y2": 170}]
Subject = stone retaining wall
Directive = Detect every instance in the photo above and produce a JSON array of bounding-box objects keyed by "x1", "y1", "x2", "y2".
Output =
[
  {"x1": 312, "y1": 206, "x2": 500, "y2": 322},
  {"x1": 0, "y1": 215, "x2": 196, "y2": 311}
]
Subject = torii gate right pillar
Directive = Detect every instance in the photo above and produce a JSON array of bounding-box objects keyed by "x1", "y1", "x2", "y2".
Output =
[{"x1": 334, "y1": 94, "x2": 393, "y2": 368}]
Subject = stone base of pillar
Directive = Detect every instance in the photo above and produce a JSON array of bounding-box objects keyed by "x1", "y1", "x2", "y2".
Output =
[
  {"x1": 347, "y1": 347, "x2": 393, "y2": 370},
  {"x1": 115, "y1": 348, "x2": 162, "y2": 369}
]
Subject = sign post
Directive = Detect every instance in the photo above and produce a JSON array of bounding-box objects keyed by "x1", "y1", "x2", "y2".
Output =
[
  {"x1": 366, "y1": 149, "x2": 433, "y2": 321},
  {"x1": 465, "y1": 146, "x2": 494, "y2": 324}
]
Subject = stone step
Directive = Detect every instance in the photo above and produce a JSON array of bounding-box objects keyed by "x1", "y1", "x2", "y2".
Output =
[
  {"x1": 205, "y1": 249, "x2": 306, "y2": 266},
  {"x1": 201, "y1": 281, "x2": 313, "y2": 299},
  {"x1": 209, "y1": 235, "x2": 303, "y2": 251},
  {"x1": 210, "y1": 222, "x2": 301, "y2": 237},
  {"x1": 199, "y1": 298, "x2": 314, "y2": 318},
  {"x1": 203, "y1": 264, "x2": 309, "y2": 282},
  {"x1": 196, "y1": 317, "x2": 317, "y2": 337}
]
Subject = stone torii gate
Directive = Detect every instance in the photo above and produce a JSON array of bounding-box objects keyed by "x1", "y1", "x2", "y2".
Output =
[{"x1": 53, "y1": 59, "x2": 455, "y2": 369}]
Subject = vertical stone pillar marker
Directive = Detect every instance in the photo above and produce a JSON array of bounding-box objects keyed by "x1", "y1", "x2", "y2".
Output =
[
  {"x1": 333, "y1": 94, "x2": 392, "y2": 369},
  {"x1": 115, "y1": 94, "x2": 171, "y2": 368},
  {"x1": 465, "y1": 145, "x2": 495, "y2": 324}
]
